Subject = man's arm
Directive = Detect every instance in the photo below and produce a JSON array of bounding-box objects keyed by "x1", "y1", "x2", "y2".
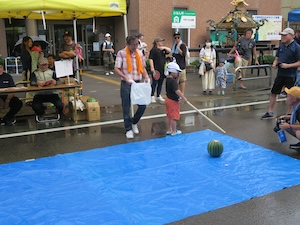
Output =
[
  {"x1": 253, "y1": 46, "x2": 259, "y2": 64},
  {"x1": 228, "y1": 45, "x2": 237, "y2": 55},
  {"x1": 272, "y1": 56, "x2": 279, "y2": 68},
  {"x1": 59, "y1": 51, "x2": 76, "y2": 58}
]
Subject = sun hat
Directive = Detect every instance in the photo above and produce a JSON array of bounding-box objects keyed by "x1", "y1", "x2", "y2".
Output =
[
  {"x1": 219, "y1": 58, "x2": 226, "y2": 63},
  {"x1": 285, "y1": 86, "x2": 300, "y2": 99},
  {"x1": 165, "y1": 62, "x2": 182, "y2": 75},
  {"x1": 38, "y1": 57, "x2": 49, "y2": 65},
  {"x1": 280, "y1": 28, "x2": 295, "y2": 35}
]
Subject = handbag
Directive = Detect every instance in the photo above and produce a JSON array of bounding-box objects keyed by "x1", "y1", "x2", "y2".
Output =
[
  {"x1": 226, "y1": 55, "x2": 235, "y2": 63},
  {"x1": 198, "y1": 62, "x2": 205, "y2": 75},
  {"x1": 130, "y1": 81, "x2": 151, "y2": 105},
  {"x1": 204, "y1": 62, "x2": 213, "y2": 71}
]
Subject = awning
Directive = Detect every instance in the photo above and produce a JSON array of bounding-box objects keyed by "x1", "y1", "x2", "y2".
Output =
[
  {"x1": 288, "y1": 8, "x2": 300, "y2": 22},
  {"x1": 0, "y1": 0, "x2": 127, "y2": 19}
]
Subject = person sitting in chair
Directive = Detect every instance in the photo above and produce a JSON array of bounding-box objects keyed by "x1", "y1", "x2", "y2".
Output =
[
  {"x1": 0, "y1": 59, "x2": 23, "y2": 125},
  {"x1": 30, "y1": 57, "x2": 63, "y2": 121}
]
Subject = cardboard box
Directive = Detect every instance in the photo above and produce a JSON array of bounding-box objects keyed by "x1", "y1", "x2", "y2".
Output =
[
  {"x1": 69, "y1": 103, "x2": 86, "y2": 121},
  {"x1": 86, "y1": 101, "x2": 100, "y2": 121},
  {"x1": 69, "y1": 95, "x2": 89, "y2": 121}
]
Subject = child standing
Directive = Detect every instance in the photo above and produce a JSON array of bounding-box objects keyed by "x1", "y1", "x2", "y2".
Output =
[
  {"x1": 215, "y1": 58, "x2": 228, "y2": 95},
  {"x1": 165, "y1": 62, "x2": 187, "y2": 136},
  {"x1": 31, "y1": 43, "x2": 44, "y2": 72}
]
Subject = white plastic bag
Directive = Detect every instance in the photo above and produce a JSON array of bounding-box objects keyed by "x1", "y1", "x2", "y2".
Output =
[
  {"x1": 198, "y1": 61, "x2": 205, "y2": 75},
  {"x1": 130, "y1": 81, "x2": 151, "y2": 105}
]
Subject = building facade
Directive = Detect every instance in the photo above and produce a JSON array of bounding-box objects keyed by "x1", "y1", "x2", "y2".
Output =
[{"x1": 0, "y1": 0, "x2": 294, "y2": 66}]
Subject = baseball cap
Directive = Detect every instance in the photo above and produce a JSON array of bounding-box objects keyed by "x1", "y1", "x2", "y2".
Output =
[
  {"x1": 165, "y1": 62, "x2": 182, "y2": 75},
  {"x1": 38, "y1": 57, "x2": 49, "y2": 65},
  {"x1": 105, "y1": 33, "x2": 111, "y2": 37},
  {"x1": 285, "y1": 86, "x2": 300, "y2": 99},
  {"x1": 280, "y1": 28, "x2": 295, "y2": 35},
  {"x1": 63, "y1": 31, "x2": 72, "y2": 37},
  {"x1": 173, "y1": 31, "x2": 181, "y2": 36},
  {"x1": 219, "y1": 58, "x2": 226, "y2": 63},
  {"x1": 138, "y1": 33, "x2": 144, "y2": 38},
  {"x1": 154, "y1": 37, "x2": 165, "y2": 42}
]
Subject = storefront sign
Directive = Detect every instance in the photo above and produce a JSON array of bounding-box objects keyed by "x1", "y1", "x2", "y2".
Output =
[{"x1": 172, "y1": 10, "x2": 196, "y2": 29}]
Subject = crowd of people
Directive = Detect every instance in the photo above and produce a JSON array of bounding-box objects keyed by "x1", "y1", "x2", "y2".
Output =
[
  {"x1": 1, "y1": 27, "x2": 300, "y2": 150},
  {"x1": 0, "y1": 31, "x2": 81, "y2": 125}
]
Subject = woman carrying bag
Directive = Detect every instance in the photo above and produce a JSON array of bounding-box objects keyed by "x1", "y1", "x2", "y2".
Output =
[{"x1": 199, "y1": 39, "x2": 216, "y2": 95}]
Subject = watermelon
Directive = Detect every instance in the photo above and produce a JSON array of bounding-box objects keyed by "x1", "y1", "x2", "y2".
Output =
[
  {"x1": 87, "y1": 97, "x2": 96, "y2": 102},
  {"x1": 207, "y1": 140, "x2": 223, "y2": 157}
]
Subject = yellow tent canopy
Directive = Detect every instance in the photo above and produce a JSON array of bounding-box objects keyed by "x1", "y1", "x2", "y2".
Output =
[
  {"x1": 0, "y1": 0, "x2": 127, "y2": 85},
  {"x1": 0, "y1": 0, "x2": 126, "y2": 19}
]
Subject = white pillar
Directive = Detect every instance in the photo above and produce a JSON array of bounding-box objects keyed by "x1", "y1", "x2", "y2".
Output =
[
  {"x1": 123, "y1": 14, "x2": 128, "y2": 39},
  {"x1": 0, "y1": 19, "x2": 7, "y2": 57},
  {"x1": 25, "y1": 19, "x2": 38, "y2": 36}
]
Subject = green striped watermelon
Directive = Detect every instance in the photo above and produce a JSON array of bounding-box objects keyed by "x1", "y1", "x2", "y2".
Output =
[{"x1": 207, "y1": 140, "x2": 223, "y2": 157}]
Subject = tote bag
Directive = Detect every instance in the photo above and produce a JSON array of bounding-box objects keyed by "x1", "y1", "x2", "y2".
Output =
[{"x1": 130, "y1": 81, "x2": 151, "y2": 105}]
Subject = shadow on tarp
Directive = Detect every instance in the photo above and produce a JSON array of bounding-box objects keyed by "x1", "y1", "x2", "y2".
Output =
[{"x1": 1, "y1": 130, "x2": 300, "y2": 225}]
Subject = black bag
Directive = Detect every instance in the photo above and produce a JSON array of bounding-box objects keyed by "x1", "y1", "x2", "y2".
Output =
[
  {"x1": 226, "y1": 55, "x2": 235, "y2": 63},
  {"x1": 204, "y1": 62, "x2": 213, "y2": 71}
]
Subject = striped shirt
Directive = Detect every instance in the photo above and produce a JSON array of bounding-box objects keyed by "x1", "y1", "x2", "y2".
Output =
[{"x1": 115, "y1": 48, "x2": 146, "y2": 81}]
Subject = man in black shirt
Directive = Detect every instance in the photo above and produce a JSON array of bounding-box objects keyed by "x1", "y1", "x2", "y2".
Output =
[{"x1": 0, "y1": 59, "x2": 23, "y2": 125}]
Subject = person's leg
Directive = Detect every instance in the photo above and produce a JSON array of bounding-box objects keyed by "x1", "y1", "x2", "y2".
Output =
[
  {"x1": 208, "y1": 70, "x2": 215, "y2": 92},
  {"x1": 202, "y1": 70, "x2": 208, "y2": 93},
  {"x1": 109, "y1": 54, "x2": 114, "y2": 74},
  {"x1": 165, "y1": 98, "x2": 172, "y2": 134},
  {"x1": 4, "y1": 96, "x2": 23, "y2": 120},
  {"x1": 268, "y1": 93, "x2": 277, "y2": 112},
  {"x1": 166, "y1": 117, "x2": 172, "y2": 133},
  {"x1": 171, "y1": 119, "x2": 177, "y2": 133},
  {"x1": 49, "y1": 94, "x2": 64, "y2": 115},
  {"x1": 262, "y1": 77, "x2": 285, "y2": 119},
  {"x1": 156, "y1": 75, "x2": 165, "y2": 97},
  {"x1": 132, "y1": 104, "x2": 146, "y2": 125},
  {"x1": 179, "y1": 69, "x2": 187, "y2": 95},
  {"x1": 120, "y1": 81, "x2": 132, "y2": 132},
  {"x1": 238, "y1": 58, "x2": 249, "y2": 88},
  {"x1": 103, "y1": 53, "x2": 109, "y2": 75},
  {"x1": 32, "y1": 95, "x2": 46, "y2": 116},
  {"x1": 151, "y1": 78, "x2": 158, "y2": 97}
]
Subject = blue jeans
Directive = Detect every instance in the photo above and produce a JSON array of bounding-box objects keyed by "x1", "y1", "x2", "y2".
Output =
[
  {"x1": 151, "y1": 71, "x2": 165, "y2": 97},
  {"x1": 120, "y1": 81, "x2": 147, "y2": 132}
]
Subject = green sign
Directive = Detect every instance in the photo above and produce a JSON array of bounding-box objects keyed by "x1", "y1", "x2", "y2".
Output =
[{"x1": 172, "y1": 10, "x2": 196, "y2": 29}]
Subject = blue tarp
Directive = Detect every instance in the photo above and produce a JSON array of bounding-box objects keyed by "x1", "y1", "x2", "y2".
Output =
[
  {"x1": 1, "y1": 130, "x2": 300, "y2": 224},
  {"x1": 288, "y1": 8, "x2": 300, "y2": 22}
]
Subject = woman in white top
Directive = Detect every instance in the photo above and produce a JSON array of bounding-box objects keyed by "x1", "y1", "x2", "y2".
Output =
[{"x1": 199, "y1": 39, "x2": 216, "y2": 95}]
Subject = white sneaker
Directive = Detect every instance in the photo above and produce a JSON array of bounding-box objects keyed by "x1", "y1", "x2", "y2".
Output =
[
  {"x1": 126, "y1": 130, "x2": 134, "y2": 139},
  {"x1": 132, "y1": 124, "x2": 139, "y2": 134},
  {"x1": 151, "y1": 96, "x2": 156, "y2": 103},
  {"x1": 109, "y1": 71, "x2": 114, "y2": 75},
  {"x1": 105, "y1": 72, "x2": 109, "y2": 76},
  {"x1": 157, "y1": 95, "x2": 165, "y2": 102}
]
